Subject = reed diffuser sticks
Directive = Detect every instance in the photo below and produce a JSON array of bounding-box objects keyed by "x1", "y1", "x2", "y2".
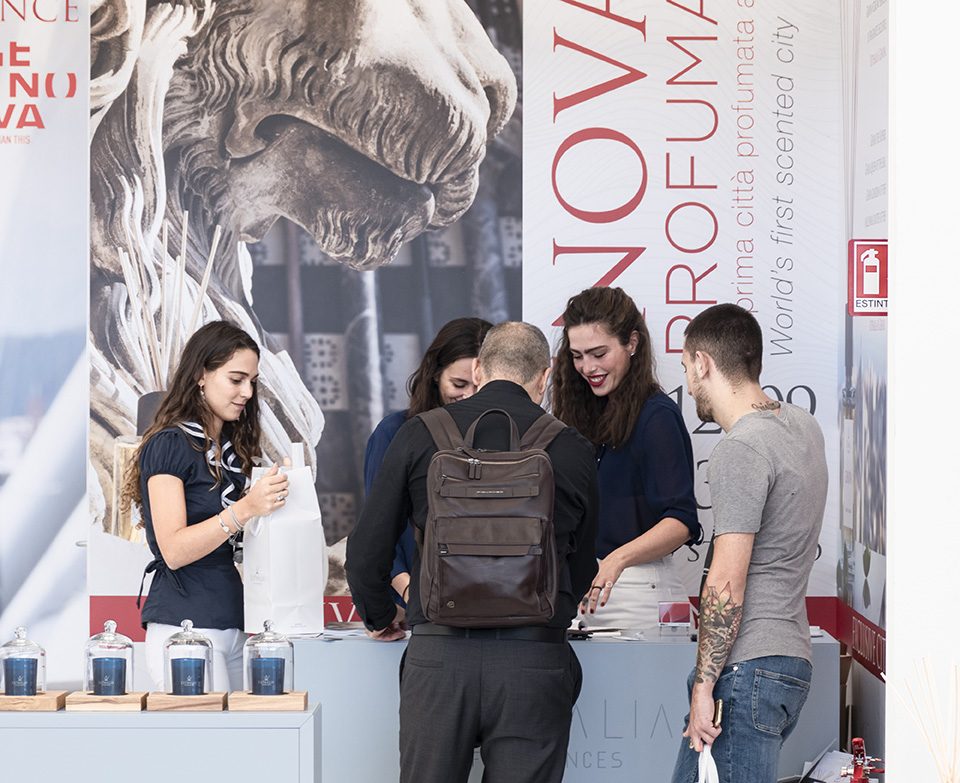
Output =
[
  {"x1": 118, "y1": 218, "x2": 224, "y2": 392},
  {"x1": 889, "y1": 659, "x2": 960, "y2": 782}
]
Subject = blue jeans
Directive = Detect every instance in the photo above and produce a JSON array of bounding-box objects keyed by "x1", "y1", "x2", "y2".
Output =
[{"x1": 671, "y1": 656, "x2": 812, "y2": 783}]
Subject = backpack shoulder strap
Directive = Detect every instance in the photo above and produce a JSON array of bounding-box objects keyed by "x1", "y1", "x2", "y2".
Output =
[
  {"x1": 417, "y1": 407, "x2": 464, "y2": 451},
  {"x1": 520, "y1": 413, "x2": 567, "y2": 451}
]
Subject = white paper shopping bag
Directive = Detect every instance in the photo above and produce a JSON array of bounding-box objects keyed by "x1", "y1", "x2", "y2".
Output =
[
  {"x1": 243, "y1": 445, "x2": 328, "y2": 634},
  {"x1": 698, "y1": 744, "x2": 720, "y2": 783}
]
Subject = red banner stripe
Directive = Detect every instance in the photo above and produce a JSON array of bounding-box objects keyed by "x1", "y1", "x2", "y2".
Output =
[{"x1": 89, "y1": 595, "x2": 365, "y2": 642}]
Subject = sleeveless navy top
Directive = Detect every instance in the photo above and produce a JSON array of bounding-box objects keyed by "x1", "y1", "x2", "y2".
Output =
[{"x1": 137, "y1": 427, "x2": 245, "y2": 630}]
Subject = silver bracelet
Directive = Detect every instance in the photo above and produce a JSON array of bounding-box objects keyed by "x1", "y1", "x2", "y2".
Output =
[
  {"x1": 216, "y1": 513, "x2": 231, "y2": 536},
  {"x1": 228, "y1": 506, "x2": 244, "y2": 531}
]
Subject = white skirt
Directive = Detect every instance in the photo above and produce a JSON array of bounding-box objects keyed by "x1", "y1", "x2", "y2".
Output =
[{"x1": 581, "y1": 556, "x2": 687, "y2": 632}]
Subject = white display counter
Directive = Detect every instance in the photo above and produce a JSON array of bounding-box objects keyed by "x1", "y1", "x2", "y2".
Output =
[
  {"x1": 294, "y1": 632, "x2": 839, "y2": 783},
  {"x1": 0, "y1": 702, "x2": 321, "y2": 782}
]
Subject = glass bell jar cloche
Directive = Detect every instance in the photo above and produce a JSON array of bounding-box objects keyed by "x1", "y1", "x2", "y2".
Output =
[
  {"x1": 83, "y1": 620, "x2": 134, "y2": 696},
  {"x1": 163, "y1": 620, "x2": 213, "y2": 695},
  {"x1": 0, "y1": 626, "x2": 46, "y2": 696},
  {"x1": 243, "y1": 621, "x2": 294, "y2": 695}
]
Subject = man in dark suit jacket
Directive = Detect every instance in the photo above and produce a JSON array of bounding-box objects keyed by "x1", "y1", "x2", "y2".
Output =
[{"x1": 347, "y1": 321, "x2": 598, "y2": 783}]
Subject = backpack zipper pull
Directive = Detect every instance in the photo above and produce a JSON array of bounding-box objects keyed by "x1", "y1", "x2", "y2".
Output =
[{"x1": 468, "y1": 458, "x2": 482, "y2": 480}]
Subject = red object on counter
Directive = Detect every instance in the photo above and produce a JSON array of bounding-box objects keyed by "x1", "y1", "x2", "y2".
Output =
[{"x1": 841, "y1": 737, "x2": 885, "y2": 781}]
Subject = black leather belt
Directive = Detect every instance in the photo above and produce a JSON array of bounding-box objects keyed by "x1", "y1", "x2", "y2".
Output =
[{"x1": 412, "y1": 623, "x2": 567, "y2": 643}]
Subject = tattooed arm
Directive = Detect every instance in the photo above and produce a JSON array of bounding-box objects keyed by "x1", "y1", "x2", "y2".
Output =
[{"x1": 684, "y1": 532, "x2": 754, "y2": 752}]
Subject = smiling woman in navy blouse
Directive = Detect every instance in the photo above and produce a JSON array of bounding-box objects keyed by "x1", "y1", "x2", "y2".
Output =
[{"x1": 552, "y1": 287, "x2": 702, "y2": 630}]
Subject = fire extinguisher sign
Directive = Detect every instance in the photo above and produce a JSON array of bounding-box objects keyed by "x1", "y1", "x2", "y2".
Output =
[{"x1": 848, "y1": 239, "x2": 888, "y2": 316}]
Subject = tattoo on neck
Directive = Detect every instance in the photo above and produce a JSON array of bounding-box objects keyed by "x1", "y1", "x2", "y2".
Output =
[
  {"x1": 694, "y1": 582, "x2": 744, "y2": 685},
  {"x1": 752, "y1": 399, "x2": 781, "y2": 411}
]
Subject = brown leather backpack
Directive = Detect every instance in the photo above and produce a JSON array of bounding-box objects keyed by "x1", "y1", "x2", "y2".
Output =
[{"x1": 416, "y1": 407, "x2": 566, "y2": 628}]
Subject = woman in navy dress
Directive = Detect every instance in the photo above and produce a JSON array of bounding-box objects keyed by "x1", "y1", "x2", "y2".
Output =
[
  {"x1": 552, "y1": 287, "x2": 702, "y2": 630},
  {"x1": 122, "y1": 321, "x2": 290, "y2": 691},
  {"x1": 363, "y1": 317, "x2": 492, "y2": 608}
]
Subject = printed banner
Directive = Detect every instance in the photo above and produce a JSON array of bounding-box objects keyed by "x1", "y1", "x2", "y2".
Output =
[
  {"x1": 523, "y1": 0, "x2": 845, "y2": 594},
  {"x1": 85, "y1": 1, "x2": 524, "y2": 621},
  {"x1": 0, "y1": 1, "x2": 88, "y2": 679},
  {"x1": 839, "y1": 0, "x2": 888, "y2": 643}
]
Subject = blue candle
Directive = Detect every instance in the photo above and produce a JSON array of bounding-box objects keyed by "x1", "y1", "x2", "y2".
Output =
[
  {"x1": 3, "y1": 657, "x2": 38, "y2": 696},
  {"x1": 92, "y1": 657, "x2": 126, "y2": 696},
  {"x1": 250, "y1": 657, "x2": 285, "y2": 695},
  {"x1": 170, "y1": 658, "x2": 205, "y2": 695}
]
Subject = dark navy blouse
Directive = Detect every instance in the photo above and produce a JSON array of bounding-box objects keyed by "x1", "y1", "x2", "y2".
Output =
[
  {"x1": 363, "y1": 410, "x2": 416, "y2": 604},
  {"x1": 138, "y1": 427, "x2": 245, "y2": 630},
  {"x1": 595, "y1": 392, "x2": 702, "y2": 559}
]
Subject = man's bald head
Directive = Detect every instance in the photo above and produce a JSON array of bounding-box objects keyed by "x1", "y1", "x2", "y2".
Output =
[{"x1": 475, "y1": 322, "x2": 551, "y2": 401}]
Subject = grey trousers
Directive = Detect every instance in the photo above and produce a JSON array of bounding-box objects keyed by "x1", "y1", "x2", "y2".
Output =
[{"x1": 399, "y1": 635, "x2": 583, "y2": 783}]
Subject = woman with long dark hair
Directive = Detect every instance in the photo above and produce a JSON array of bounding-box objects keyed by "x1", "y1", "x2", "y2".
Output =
[
  {"x1": 552, "y1": 287, "x2": 701, "y2": 629},
  {"x1": 363, "y1": 317, "x2": 492, "y2": 607},
  {"x1": 122, "y1": 321, "x2": 289, "y2": 690}
]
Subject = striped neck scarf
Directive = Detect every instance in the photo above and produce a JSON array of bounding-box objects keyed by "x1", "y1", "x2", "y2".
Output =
[{"x1": 178, "y1": 421, "x2": 251, "y2": 509}]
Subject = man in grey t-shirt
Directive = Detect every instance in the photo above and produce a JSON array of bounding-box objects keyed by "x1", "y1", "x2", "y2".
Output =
[{"x1": 672, "y1": 304, "x2": 828, "y2": 783}]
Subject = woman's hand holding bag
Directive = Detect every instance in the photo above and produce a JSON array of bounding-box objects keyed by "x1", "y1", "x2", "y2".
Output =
[{"x1": 238, "y1": 464, "x2": 289, "y2": 519}]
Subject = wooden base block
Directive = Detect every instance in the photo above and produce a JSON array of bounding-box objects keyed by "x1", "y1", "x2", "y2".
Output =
[
  {"x1": 227, "y1": 691, "x2": 308, "y2": 711},
  {"x1": 0, "y1": 690, "x2": 68, "y2": 711},
  {"x1": 65, "y1": 692, "x2": 147, "y2": 711},
  {"x1": 146, "y1": 692, "x2": 227, "y2": 711}
]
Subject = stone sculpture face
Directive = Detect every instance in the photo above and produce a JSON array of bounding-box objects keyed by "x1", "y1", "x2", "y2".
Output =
[{"x1": 160, "y1": 0, "x2": 517, "y2": 269}]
